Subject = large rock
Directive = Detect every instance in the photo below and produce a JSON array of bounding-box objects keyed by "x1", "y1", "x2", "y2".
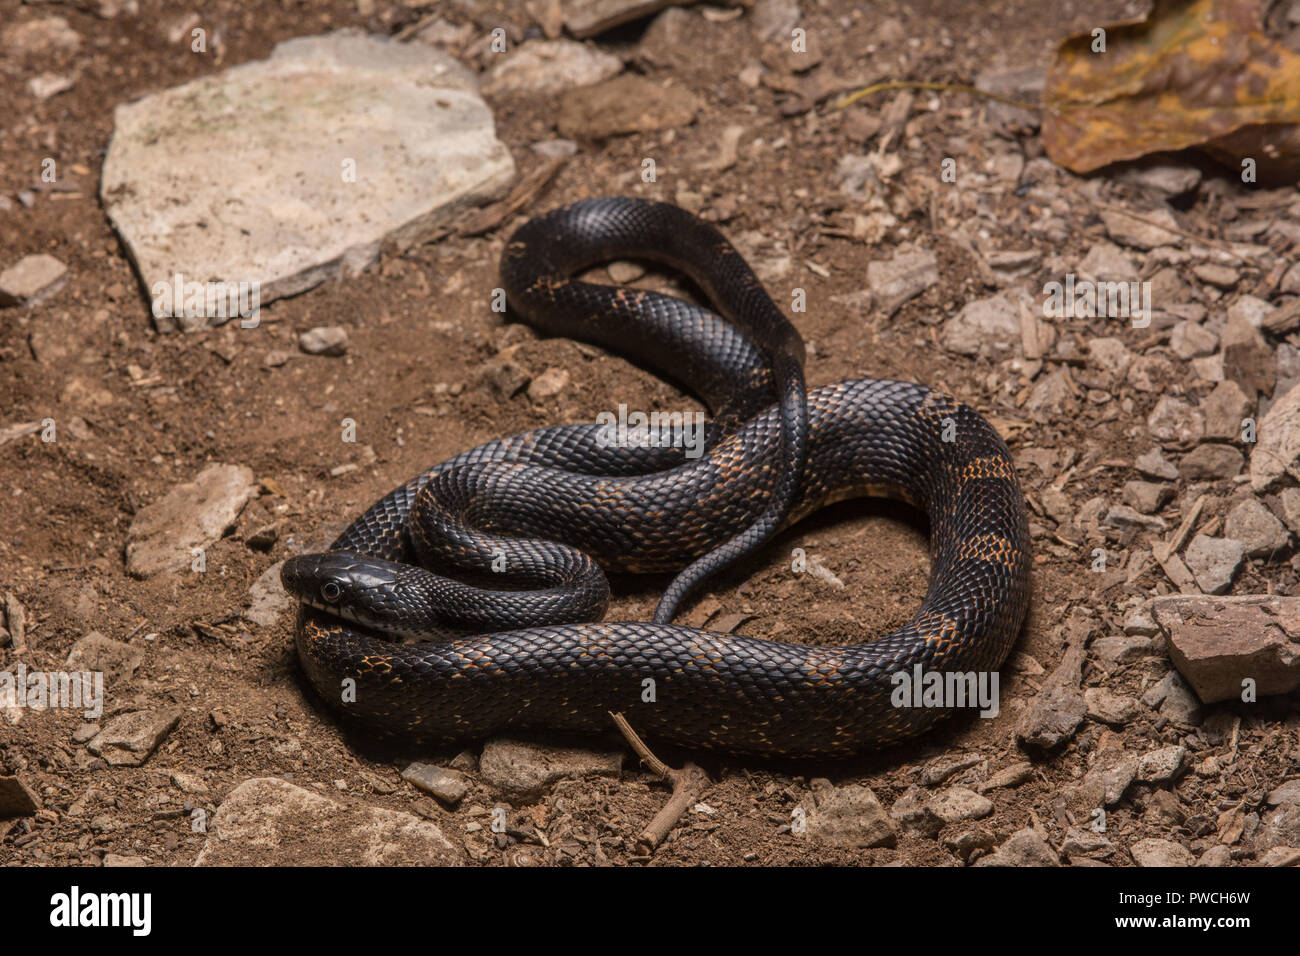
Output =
[
  {"x1": 1152, "y1": 595, "x2": 1300, "y2": 702},
  {"x1": 101, "y1": 30, "x2": 515, "y2": 332},
  {"x1": 194, "y1": 777, "x2": 463, "y2": 865},
  {"x1": 126, "y1": 465, "x2": 256, "y2": 577}
]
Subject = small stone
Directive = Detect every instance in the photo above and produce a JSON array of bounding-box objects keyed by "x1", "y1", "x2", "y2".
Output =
[
  {"x1": 1135, "y1": 448, "x2": 1179, "y2": 480},
  {"x1": 1250, "y1": 381, "x2": 1300, "y2": 491},
  {"x1": 1087, "y1": 337, "x2": 1133, "y2": 380},
  {"x1": 483, "y1": 39, "x2": 622, "y2": 97},
  {"x1": 1280, "y1": 488, "x2": 1300, "y2": 534},
  {"x1": 1197, "y1": 845, "x2": 1233, "y2": 866},
  {"x1": 942, "y1": 294, "x2": 1021, "y2": 358},
  {"x1": 1104, "y1": 504, "x2": 1166, "y2": 531},
  {"x1": 1193, "y1": 262, "x2": 1239, "y2": 289},
  {"x1": 1203, "y1": 380, "x2": 1252, "y2": 440},
  {"x1": 1136, "y1": 745, "x2": 1186, "y2": 783},
  {"x1": 1092, "y1": 635, "x2": 1158, "y2": 663},
  {"x1": 979, "y1": 762, "x2": 1033, "y2": 792},
  {"x1": 868, "y1": 246, "x2": 939, "y2": 313},
  {"x1": 1221, "y1": 310, "x2": 1274, "y2": 397},
  {"x1": 1224, "y1": 497, "x2": 1289, "y2": 558},
  {"x1": 1122, "y1": 480, "x2": 1173, "y2": 515},
  {"x1": 1061, "y1": 828, "x2": 1114, "y2": 860},
  {"x1": 1100, "y1": 206, "x2": 1181, "y2": 250},
  {"x1": 974, "y1": 828, "x2": 1060, "y2": 867},
  {"x1": 1184, "y1": 534, "x2": 1245, "y2": 594},
  {"x1": 1122, "y1": 604, "x2": 1160, "y2": 636},
  {"x1": 919, "y1": 753, "x2": 982, "y2": 787},
  {"x1": 1142, "y1": 671, "x2": 1203, "y2": 724},
  {"x1": 1131, "y1": 837, "x2": 1194, "y2": 867},
  {"x1": 298, "y1": 326, "x2": 348, "y2": 356},
  {"x1": 478, "y1": 738, "x2": 622, "y2": 798},
  {"x1": 1147, "y1": 396, "x2": 1204, "y2": 445},
  {"x1": 246, "y1": 560, "x2": 291, "y2": 627},
  {"x1": 557, "y1": 74, "x2": 699, "y2": 138},
  {"x1": 0, "y1": 775, "x2": 41, "y2": 816},
  {"x1": 87, "y1": 707, "x2": 184, "y2": 767},
  {"x1": 0, "y1": 254, "x2": 69, "y2": 308},
  {"x1": 1084, "y1": 688, "x2": 1140, "y2": 725},
  {"x1": 1180, "y1": 444, "x2": 1243, "y2": 480},
  {"x1": 480, "y1": 349, "x2": 531, "y2": 399},
  {"x1": 401, "y1": 762, "x2": 469, "y2": 806},
  {"x1": 805, "y1": 783, "x2": 897, "y2": 848},
  {"x1": 125, "y1": 464, "x2": 257, "y2": 577},
  {"x1": 1078, "y1": 241, "x2": 1137, "y2": 282},
  {"x1": 526, "y1": 367, "x2": 570, "y2": 401},
  {"x1": 1169, "y1": 320, "x2": 1218, "y2": 360},
  {"x1": 925, "y1": 786, "x2": 993, "y2": 824}
]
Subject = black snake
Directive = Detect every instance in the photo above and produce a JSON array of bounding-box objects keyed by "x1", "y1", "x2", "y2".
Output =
[{"x1": 281, "y1": 197, "x2": 1031, "y2": 756}]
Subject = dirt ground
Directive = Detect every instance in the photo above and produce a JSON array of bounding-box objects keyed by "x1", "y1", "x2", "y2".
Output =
[{"x1": 1, "y1": 0, "x2": 1298, "y2": 868}]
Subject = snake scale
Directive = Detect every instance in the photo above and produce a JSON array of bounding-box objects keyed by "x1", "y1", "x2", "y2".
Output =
[{"x1": 282, "y1": 197, "x2": 1031, "y2": 757}]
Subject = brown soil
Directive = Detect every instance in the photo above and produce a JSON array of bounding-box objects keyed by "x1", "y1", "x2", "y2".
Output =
[{"x1": 1, "y1": 0, "x2": 1295, "y2": 868}]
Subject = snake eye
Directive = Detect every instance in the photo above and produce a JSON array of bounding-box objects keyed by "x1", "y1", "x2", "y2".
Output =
[{"x1": 320, "y1": 581, "x2": 342, "y2": 603}]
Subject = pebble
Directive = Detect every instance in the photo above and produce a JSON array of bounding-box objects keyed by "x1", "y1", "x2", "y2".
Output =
[
  {"x1": 804, "y1": 782, "x2": 897, "y2": 848},
  {"x1": 245, "y1": 561, "x2": 291, "y2": 627},
  {"x1": 298, "y1": 326, "x2": 348, "y2": 356},
  {"x1": 1130, "y1": 837, "x2": 1194, "y2": 867},
  {"x1": 401, "y1": 762, "x2": 470, "y2": 806},
  {"x1": 0, "y1": 254, "x2": 69, "y2": 308},
  {"x1": 527, "y1": 367, "x2": 570, "y2": 401},
  {"x1": 1084, "y1": 688, "x2": 1140, "y2": 725},
  {"x1": 1224, "y1": 497, "x2": 1289, "y2": 557},
  {"x1": 478, "y1": 738, "x2": 622, "y2": 798},
  {"x1": 1136, "y1": 745, "x2": 1186, "y2": 783},
  {"x1": 925, "y1": 786, "x2": 993, "y2": 825},
  {"x1": 484, "y1": 39, "x2": 622, "y2": 97},
  {"x1": 125, "y1": 464, "x2": 257, "y2": 577},
  {"x1": 1184, "y1": 534, "x2": 1245, "y2": 594},
  {"x1": 1100, "y1": 206, "x2": 1180, "y2": 250},
  {"x1": 974, "y1": 828, "x2": 1059, "y2": 867},
  {"x1": 1193, "y1": 262, "x2": 1239, "y2": 289},
  {"x1": 1168, "y1": 320, "x2": 1218, "y2": 359},
  {"x1": 867, "y1": 246, "x2": 938, "y2": 313},
  {"x1": 557, "y1": 74, "x2": 699, "y2": 138},
  {"x1": 942, "y1": 293, "x2": 1021, "y2": 358},
  {"x1": 1121, "y1": 480, "x2": 1172, "y2": 515},
  {"x1": 1135, "y1": 448, "x2": 1179, "y2": 480},
  {"x1": 1250, "y1": 381, "x2": 1300, "y2": 491},
  {"x1": 1147, "y1": 396, "x2": 1204, "y2": 445},
  {"x1": 86, "y1": 706, "x2": 184, "y2": 767},
  {"x1": 1179, "y1": 444, "x2": 1243, "y2": 480},
  {"x1": 1077, "y1": 241, "x2": 1137, "y2": 283}
]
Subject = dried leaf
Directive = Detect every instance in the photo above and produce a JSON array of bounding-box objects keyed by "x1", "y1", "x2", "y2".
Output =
[{"x1": 1042, "y1": 0, "x2": 1300, "y2": 179}]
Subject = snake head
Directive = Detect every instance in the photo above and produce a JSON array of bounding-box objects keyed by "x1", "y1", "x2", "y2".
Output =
[{"x1": 281, "y1": 551, "x2": 413, "y2": 633}]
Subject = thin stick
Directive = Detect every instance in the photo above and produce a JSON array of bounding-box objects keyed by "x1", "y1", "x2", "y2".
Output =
[{"x1": 610, "y1": 711, "x2": 709, "y2": 851}]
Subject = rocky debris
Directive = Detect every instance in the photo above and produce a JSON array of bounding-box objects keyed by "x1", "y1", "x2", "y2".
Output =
[
  {"x1": 65, "y1": 632, "x2": 144, "y2": 695},
  {"x1": 919, "y1": 752, "x2": 982, "y2": 787},
  {"x1": 527, "y1": 367, "x2": 570, "y2": 401},
  {"x1": 1016, "y1": 612, "x2": 1090, "y2": 752},
  {"x1": 1077, "y1": 241, "x2": 1137, "y2": 283},
  {"x1": 0, "y1": 254, "x2": 69, "y2": 308},
  {"x1": 1, "y1": 16, "x2": 82, "y2": 56},
  {"x1": 1203, "y1": 380, "x2": 1252, "y2": 440},
  {"x1": 125, "y1": 464, "x2": 257, "y2": 577},
  {"x1": 1061, "y1": 828, "x2": 1114, "y2": 862},
  {"x1": 974, "y1": 827, "x2": 1060, "y2": 866},
  {"x1": 1100, "y1": 206, "x2": 1180, "y2": 250},
  {"x1": 1122, "y1": 481, "x2": 1172, "y2": 515},
  {"x1": 1184, "y1": 534, "x2": 1245, "y2": 594},
  {"x1": 401, "y1": 763, "x2": 470, "y2": 806},
  {"x1": 803, "y1": 782, "x2": 897, "y2": 848},
  {"x1": 563, "y1": 0, "x2": 691, "y2": 38},
  {"x1": 1154, "y1": 595, "x2": 1300, "y2": 703},
  {"x1": 867, "y1": 246, "x2": 939, "y2": 315},
  {"x1": 194, "y1": 776, "x2": 463, "y2": 865},
  {"x1": 1251, "y1": 382, "x2": 1300, "y2": 491},
  {"x1": 298, "y1": 326, "x2": 349, "y2": 356},
  {"x1": 1130, "y1": 837, "x2": 1194, "y2": 867},
  {"x1": 925, "y1": 786, "x2": 993, "y2": 825},
  {"x1": 245, "y1": 561, "x2": 292, "y2": 627},
  {"x1": 1141, "y1": 671, "x2": 1203, "y2": 725},
  {"x1": 102, "y1": 30, "x2": 515, "y2": 332},
  {"x1": 1088, "y1": 337, "x2": 1133, "y2": 380},
  {"x1": 1135, "y1": 448, "x2": 1179, "y2": 480},
  {"x1": 1221, "y1": 311, "x2": 1274, "y2": 397},
  {"x1": 942, "y1": 293, "x2": 1021, "y2": 358},
  {"x1": 1224, "y1": 498, "x2": 1289, "y2": 557},
  {"x1": 1169, "y1": 321, "x2": 1218, "y2": 360},
  {"x1": 1147, "y1": 396, "x2": 1204, "y2": 446},
  {"x1": 1256, "y1": 802, "x2": 1300, "y2": 853},
  {"x1": 483, "y1": 39, "x2": 622, "y2": 96},
  {"x1": 1067, "y1": 747, "x2": 1138, "y2": 810},
  {"x1": 978, "y1": 762, "x2": 1033, "y2": 793},
  {"x1": 0, "y1": 775, "x2": 41, "y2": 816},
  {"x1": 478, "y1": 738, "x2": 623, "y2": 798},
  {"x1": 1179, "y1": 444, "x2": 1242, "y2": 480},
  {"x1": 1136, "y1": 745, "x2": 1186, "y2": 783},
  {"x1": 557, "y1": 74, "x2": 699, "y2": 139},
  {"x1": 86, "y1": 706, "x2": 183, "y2": 766},
  {"x1": 1084, "y1": 688, "x2": 1140, "y2": 726}
]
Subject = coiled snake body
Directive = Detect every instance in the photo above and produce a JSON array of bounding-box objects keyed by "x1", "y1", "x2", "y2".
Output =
[{"x1": 282, "y1": 197, "x2": 1031, "y2": 757}]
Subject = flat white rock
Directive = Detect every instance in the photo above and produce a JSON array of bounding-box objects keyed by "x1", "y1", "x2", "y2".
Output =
[{"x1": 101, "y1": 29, "x2": 515, "y2": 332}]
